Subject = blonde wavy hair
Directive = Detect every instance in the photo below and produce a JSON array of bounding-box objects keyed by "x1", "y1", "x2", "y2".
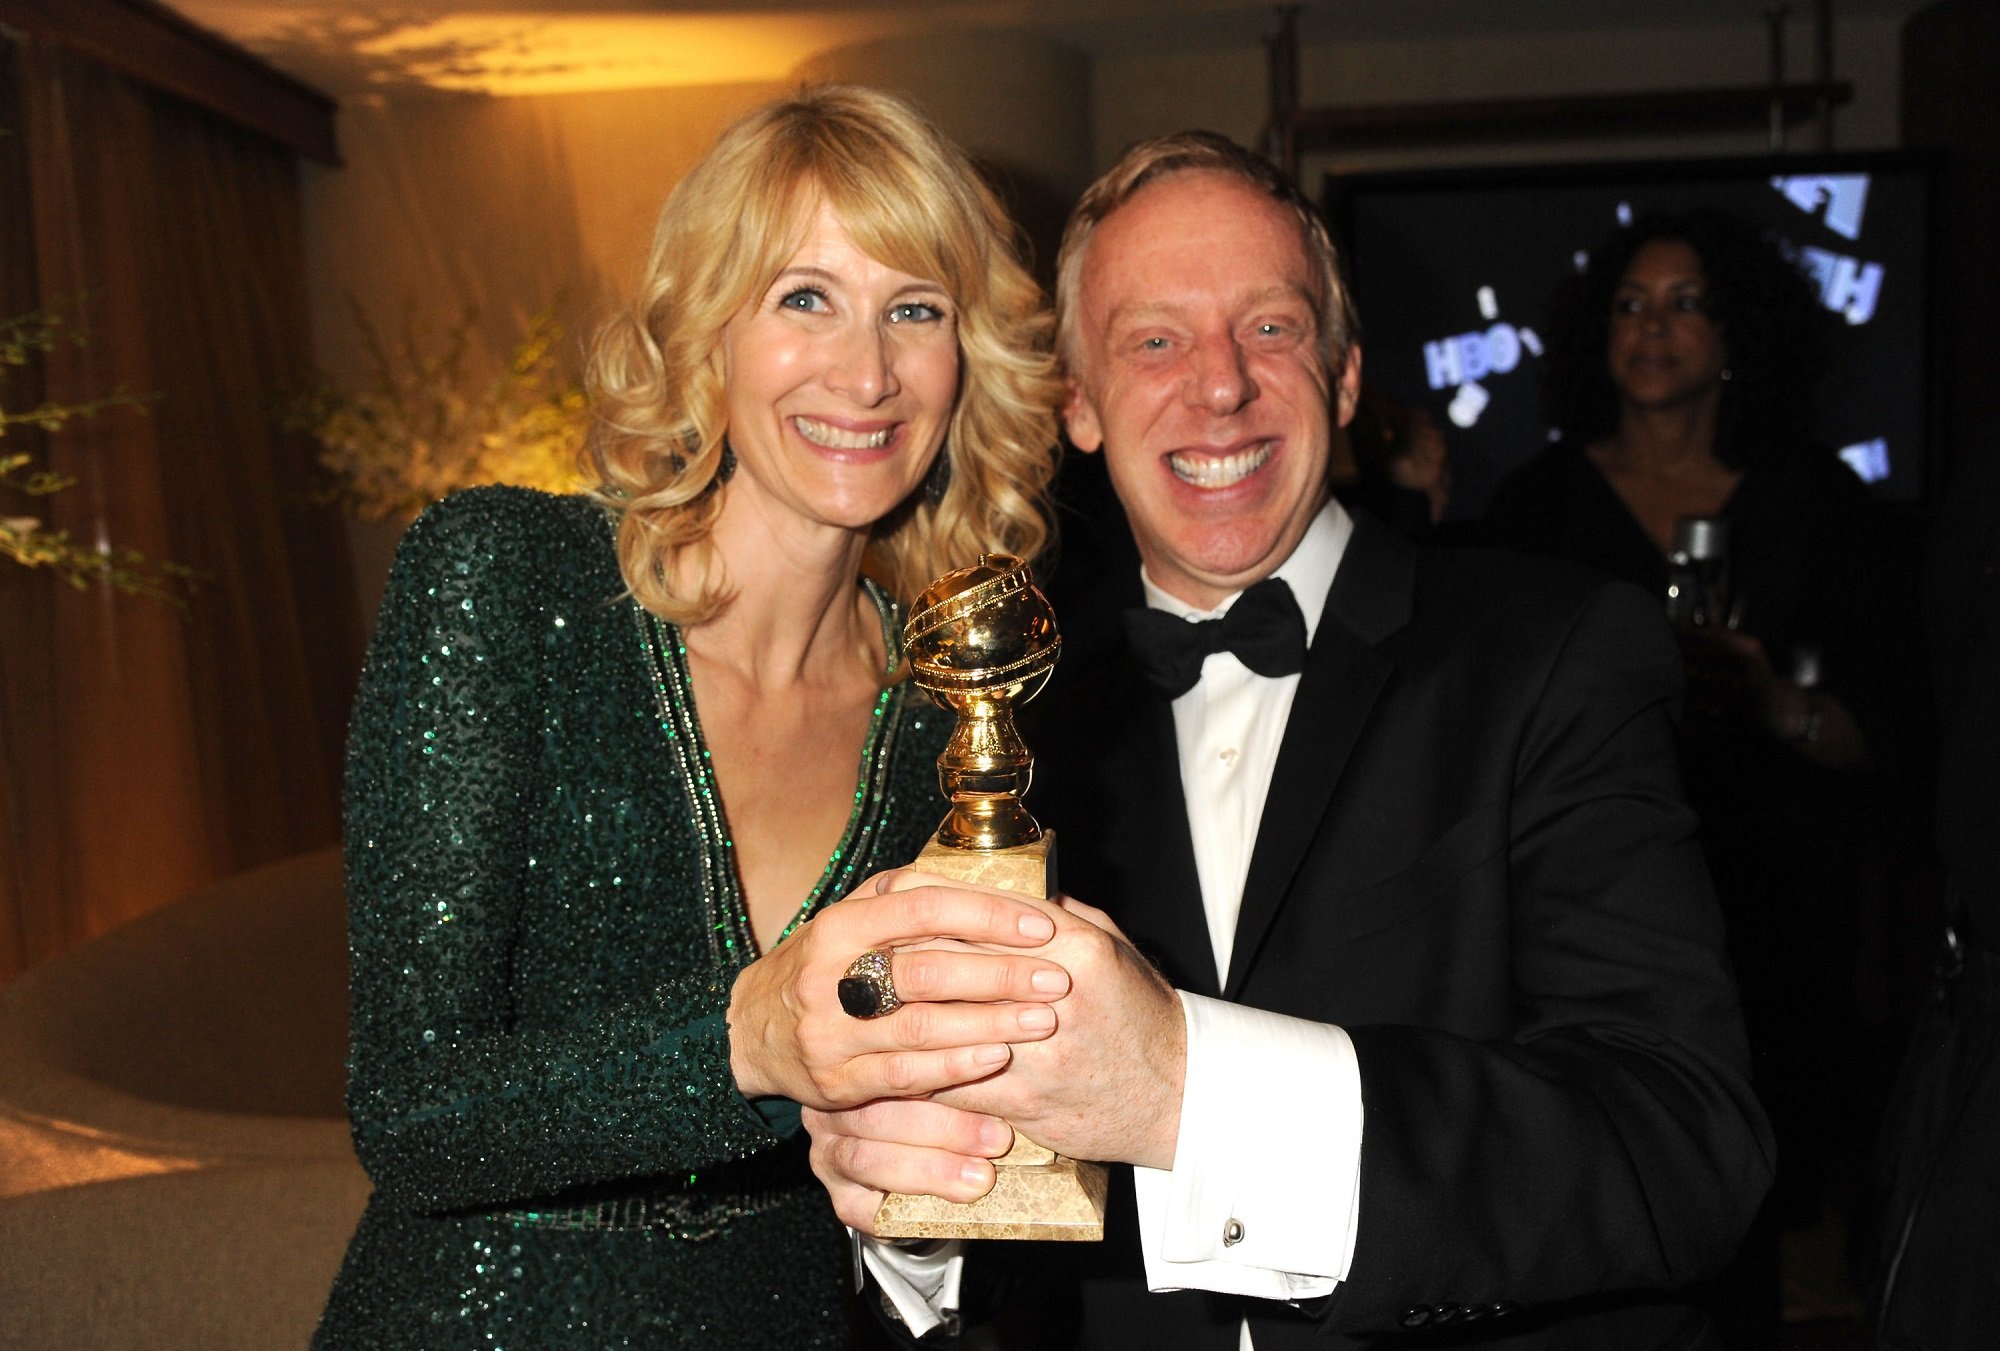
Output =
[{"x1": 587, "y1": 85, "x2": 1061, "y2": 624}]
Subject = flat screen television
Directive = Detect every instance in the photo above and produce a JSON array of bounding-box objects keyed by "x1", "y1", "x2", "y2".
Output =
[{"x1": 1323, "y1": 151, "x2": 1935, "y2": 519}]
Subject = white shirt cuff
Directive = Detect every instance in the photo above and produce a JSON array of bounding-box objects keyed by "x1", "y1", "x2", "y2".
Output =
[
  {"x1": 1133, "y1": 991, "x2": 1362, "y2": 1302},
  {"x1": 855, "y1": 1232, "x2": 964, "y2": 1338}
]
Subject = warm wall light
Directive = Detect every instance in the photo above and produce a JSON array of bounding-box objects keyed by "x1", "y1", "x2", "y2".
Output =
[
  {"x1": 172, "y1": 6, "x2": 920, "y2": 97},
  {"x1": 354, "y1": 13, "x2": 918, "y2": 94}
]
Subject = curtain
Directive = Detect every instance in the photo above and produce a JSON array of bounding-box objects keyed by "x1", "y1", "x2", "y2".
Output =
[{"x1": 0, "y1": 33, "x2": 361, "y2": 981}]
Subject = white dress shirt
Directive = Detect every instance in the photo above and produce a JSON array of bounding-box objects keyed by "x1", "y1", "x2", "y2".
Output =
[
  {"x1": 866, "y1": 500, "x2": 1367, "y2": 1348},
  {"x1": 1134, "y1": 499, "x2": 1362, "y2": 1351}
]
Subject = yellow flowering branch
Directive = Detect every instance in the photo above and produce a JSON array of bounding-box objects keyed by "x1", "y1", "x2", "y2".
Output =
[{"x1": 287, "y1": 303, "x2": 588, "y2": 521}]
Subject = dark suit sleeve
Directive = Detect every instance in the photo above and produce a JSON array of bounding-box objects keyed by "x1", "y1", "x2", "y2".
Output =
[{"x1": 1328, "y1": 581, "x2": 1773, "y2": 1334}]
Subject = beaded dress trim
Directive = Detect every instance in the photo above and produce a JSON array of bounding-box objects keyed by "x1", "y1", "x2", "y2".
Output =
[
  {"x1": 636, "y1": 578, "x2": 905, "y2": 972},
  {"x1": 504, "y1": 1183, "x2": 800, "y2": 1240}
]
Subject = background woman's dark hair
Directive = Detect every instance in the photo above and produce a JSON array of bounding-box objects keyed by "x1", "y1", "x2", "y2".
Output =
[{"x1": 1541, "y1": 207, "x2": 1835, "y2": 469}]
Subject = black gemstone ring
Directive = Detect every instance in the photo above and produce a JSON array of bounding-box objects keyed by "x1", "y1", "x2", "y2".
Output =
[{"x1": 838, "y1": 948, "x2": 902, "y2": 1019}]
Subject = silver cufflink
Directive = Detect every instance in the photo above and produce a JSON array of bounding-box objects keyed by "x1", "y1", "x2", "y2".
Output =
[{"x1": 1222, "y1": 1218, "x2": 1245, "y2": 1247}]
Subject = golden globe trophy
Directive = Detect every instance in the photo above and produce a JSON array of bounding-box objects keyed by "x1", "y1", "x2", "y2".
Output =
[{"x1": 875, "y1": 553, "x2": 1108, "y2": 1241}]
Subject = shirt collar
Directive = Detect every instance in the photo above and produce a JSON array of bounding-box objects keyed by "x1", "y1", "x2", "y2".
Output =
[{"x1": 1139, "y1": 496, "x2": 1352, "y2": 648}]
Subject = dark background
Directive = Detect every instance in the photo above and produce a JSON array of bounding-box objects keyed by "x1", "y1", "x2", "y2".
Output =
[{"x1": 1327, "y1": 152, "x2": 1934, "y2": 518}]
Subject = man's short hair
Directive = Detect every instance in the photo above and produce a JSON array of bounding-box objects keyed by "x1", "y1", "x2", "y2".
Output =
[{"x1": 1053, "y1": 131, "x2": 1359, "y2": 377}]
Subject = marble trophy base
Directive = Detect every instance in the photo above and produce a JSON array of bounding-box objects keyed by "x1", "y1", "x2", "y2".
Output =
[{"x1": 872, "y1": 830, "x2": 1108, "y2": 1241}]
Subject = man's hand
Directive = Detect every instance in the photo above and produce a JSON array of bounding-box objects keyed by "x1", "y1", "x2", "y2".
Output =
[
  {"x1": 727, "y1": 874, "x2": 1071, "y2": 1109},
  {"x1": 939, "y1": 895, "x2": 1186, "y2": 1169},
  {"x1": 871, "y1": 878, "x2": 1189, "y2": 1171}
]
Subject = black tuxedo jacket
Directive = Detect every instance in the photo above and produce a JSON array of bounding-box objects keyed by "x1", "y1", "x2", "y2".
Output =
[{"x1": 1008, "y1": 511, "x2": 1772, "y2": 1351}]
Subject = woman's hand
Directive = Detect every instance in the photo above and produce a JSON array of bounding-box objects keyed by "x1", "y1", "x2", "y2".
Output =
[
  {"x1": 1679, "y1": 624, "x2": 1779, "y2": 728},
  {"x1": 804, "y1": 1098, "x2": 1015, "y2": 1232},
  {"x1": 1678, "y1": 626, "x2": 1870, "y2": 767},
  {"x1": 727, "y1": 870, "x2": 1071, "y2": 1110}
]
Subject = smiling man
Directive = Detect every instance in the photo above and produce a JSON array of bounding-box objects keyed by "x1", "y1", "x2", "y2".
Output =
[
  {"x1": 810, "y1": 132, "x2": 1772, "y2": 1351},
  {"x1": 1059, "y1": 163, "x2": 1353, "y2": 609}
]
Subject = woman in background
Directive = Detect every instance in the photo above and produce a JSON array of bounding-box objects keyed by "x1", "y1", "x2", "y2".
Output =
[
  {"x1": 314, "y1": 86, "x2": 1066, "y2": 1348},
  {"x1": 1487, "y1": 207, "x2": 1878, "y2": 767},
  {"x1": 1484, "y1": 207, "x2": 1902, "y2": 1348}
]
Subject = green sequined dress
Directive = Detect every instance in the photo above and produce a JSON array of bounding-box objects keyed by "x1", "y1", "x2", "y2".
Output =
[{"x1": 315, "y1": 487, "x2": 947, "y2": 1349}]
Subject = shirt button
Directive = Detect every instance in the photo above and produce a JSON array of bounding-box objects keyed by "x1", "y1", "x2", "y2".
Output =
[
  {"x1": 1222, "y1": 1218, "x2": 1245, "y2": 1247},
  {"x1": 1218, "y1": 746, "x2": 1239, "y2": 766}
]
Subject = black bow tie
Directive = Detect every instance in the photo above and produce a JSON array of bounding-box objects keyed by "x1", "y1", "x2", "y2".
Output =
[{"x1": 1123, "y1": 576, "x2": 1308, "y2": 698}]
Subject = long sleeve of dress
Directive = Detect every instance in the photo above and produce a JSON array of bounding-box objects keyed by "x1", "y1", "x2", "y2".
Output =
[{"x1": 342, "y1": 488, "x2": 780, "y2": 1215}]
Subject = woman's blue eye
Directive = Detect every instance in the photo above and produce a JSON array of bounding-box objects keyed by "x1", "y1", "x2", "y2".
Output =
[
  {"x1": 780, "y1": 287, "x2": 830, "y2": 313},
  {"x1": 888, "y1": 302, "x2": 944, "y2": 324}
]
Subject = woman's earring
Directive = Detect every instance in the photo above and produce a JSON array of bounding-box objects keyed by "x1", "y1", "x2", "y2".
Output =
[
  {"x1": 923, "y1": 443, "x2": 952, "y2": 506},
  {"x1": 716, "y1": 441, "x2": 737, "y2": 484}
]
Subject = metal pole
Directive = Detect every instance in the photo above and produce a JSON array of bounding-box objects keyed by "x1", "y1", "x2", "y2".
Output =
[
  {"x1": 1265, "y1": 6, "x2": 1300, "y2": 177},
  {"x1": 1814, "y1": 0, "x2": 1835, "y2": 150},
  {"x1": 1766, "y1": 5, "x2": 1790, "y2": 152}
]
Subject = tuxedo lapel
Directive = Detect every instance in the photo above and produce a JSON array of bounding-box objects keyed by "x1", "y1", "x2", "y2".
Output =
[
  {"x1": 1103, "y1": 665, "x2": 1219, "y2": 999},
  {"x1": 1224, "y1": 516, "x2": 1416, "y2": 998}
]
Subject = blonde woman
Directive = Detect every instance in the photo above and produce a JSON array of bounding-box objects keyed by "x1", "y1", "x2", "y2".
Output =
[{"x1": 316, "y1": 87, "x2": 1066, "y2": 1347}]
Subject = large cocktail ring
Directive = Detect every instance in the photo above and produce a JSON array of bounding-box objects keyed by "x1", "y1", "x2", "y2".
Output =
[{"x1": 837, "y1": 948, "x2": 902, "y2": 1019}]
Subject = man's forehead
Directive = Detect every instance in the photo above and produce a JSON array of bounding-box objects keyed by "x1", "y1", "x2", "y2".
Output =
[{"x1": 1081, "y1": 184, "x2": 1315, "y2": 316}]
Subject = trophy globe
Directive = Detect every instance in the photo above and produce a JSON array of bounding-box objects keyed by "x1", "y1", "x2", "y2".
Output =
[{"x1": 902, "y1": 553, "x2": 1060, "y2": 850}]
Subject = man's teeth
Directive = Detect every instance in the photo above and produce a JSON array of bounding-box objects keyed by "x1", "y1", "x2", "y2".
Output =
[
  {"x1": 1169, "y1": 443, "x2": 1271, "y2": 487},
  {"x1": 793, "y1": 416, "x2": 892, "y2": 450}
]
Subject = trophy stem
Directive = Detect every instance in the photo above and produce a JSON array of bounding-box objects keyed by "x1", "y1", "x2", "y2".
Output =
[
  {"x1": 935, "y1": 700, "x2": 1041, "y2": 850},
  {"x1": 938, "y1": 796, "x2": 1040, "y2": 851}
]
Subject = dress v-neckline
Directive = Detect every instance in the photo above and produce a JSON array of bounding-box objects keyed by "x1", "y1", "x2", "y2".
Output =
[
  {"x1": 1580, "y1": 441, "x2": 1745, "y2": 562},
  {"x1": 637, "y1": 579, "x2": 905, "y2": 970}
]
